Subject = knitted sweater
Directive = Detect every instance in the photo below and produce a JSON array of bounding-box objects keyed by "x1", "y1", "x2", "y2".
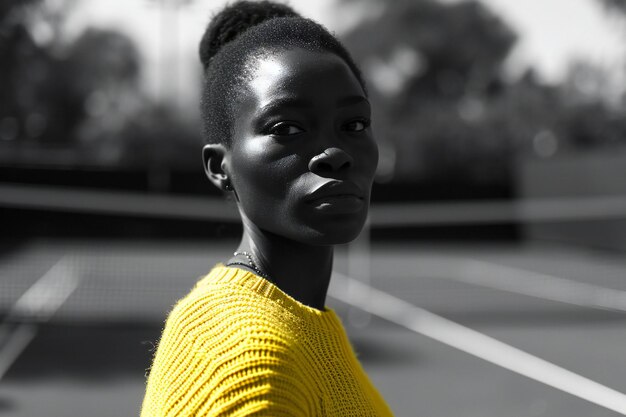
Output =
[{"x1": 141, "y1": 264, "x2": 394, "y2": 417}]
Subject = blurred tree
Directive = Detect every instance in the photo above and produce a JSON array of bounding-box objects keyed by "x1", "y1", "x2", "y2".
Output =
[
  {"x1": 344, "y1": 0, "x2": 515, "y2": 101},
  {"x1": 341, "y1": 0, "x2": 626, "y2": 185},
  {"x1": 598, "y1": 0, "x2": 626, "y2": 109},
  {"x1": 600, "y1": 0, "x2": 626, "y2": 13},
  {"x1": 0, "y1": 0, "x2": 49, "y2": 144},
  {"x1": 1, "y1": 1, "x2": 199, "y2": 173},
  {"x1": 341, "y1": 0, "x2": 518, "y2": 183},
  {"x1": 66, "y1": 28, "x2": 143, "y2": 156},
  {"x1": 0, "y1": 0, "x2": 81, "y2": 148},
  {"x1": 66, "y1": 28, "x2": 199, "y2": 171},
  {"x1": 0, "y1": 0, "x2": 38, "y2": 22}
]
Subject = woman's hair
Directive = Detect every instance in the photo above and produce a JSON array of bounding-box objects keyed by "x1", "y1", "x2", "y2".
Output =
[{"x1": 199, "y1": 0, "x2": 367, "y2": 146}]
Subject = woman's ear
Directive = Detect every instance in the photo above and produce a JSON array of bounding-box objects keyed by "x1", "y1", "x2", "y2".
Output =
[{"x1": 202, "y1": 144, "x2": 231, "y2": 191}]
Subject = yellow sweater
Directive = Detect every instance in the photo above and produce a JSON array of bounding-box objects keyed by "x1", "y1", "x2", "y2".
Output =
[{"x1": 141, "y1": 264, "x2": 394, "y2": 417}]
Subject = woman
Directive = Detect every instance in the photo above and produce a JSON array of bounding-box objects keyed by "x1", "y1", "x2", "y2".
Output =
[{"x1": 141, "y1": 1, "x2": 393, "y2": 415}]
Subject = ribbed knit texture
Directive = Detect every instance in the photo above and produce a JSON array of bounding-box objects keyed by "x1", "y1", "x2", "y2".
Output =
[{"x1": 141, "y1": 264, "x2": 394, "y2": 417}]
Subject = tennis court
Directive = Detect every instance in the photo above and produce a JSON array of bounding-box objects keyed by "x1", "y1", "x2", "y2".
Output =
[{"x1": 2, "y1": 233, "x2": 626, "y2": 416}]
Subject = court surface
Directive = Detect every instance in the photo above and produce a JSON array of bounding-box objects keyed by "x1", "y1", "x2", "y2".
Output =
[{"x1": 1, "y1": 238, "x2": 626, "y2": 417}]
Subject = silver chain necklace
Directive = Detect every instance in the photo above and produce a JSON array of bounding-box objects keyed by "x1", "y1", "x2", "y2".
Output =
[{"x1": 227, "y1": 251, "x2": 268, "y2": 278}]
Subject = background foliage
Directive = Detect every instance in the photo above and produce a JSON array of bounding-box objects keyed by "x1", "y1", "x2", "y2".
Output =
[{"x1": 1, "y1": 0, "x2": 625, "y2": 188}]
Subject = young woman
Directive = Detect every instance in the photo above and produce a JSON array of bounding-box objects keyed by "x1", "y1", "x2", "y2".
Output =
[{"x1": 141, "y1": 1, "x2": 393, "y2": 415}]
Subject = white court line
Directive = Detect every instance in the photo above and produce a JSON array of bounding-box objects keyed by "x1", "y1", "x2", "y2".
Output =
[
  {"x1": 0, "y1": 324, "x2": 37, "y2": 380},
  {"x1": 10, "y1": 257, "x2": 80, "y2": 321},
  {"x1": 411, "y1": 257, "x2": 626, "y2": 312},
  {"x1": 0, "y1": 256, "x2": 80, "y2": 381},
  {"x1": 329, "y1": 272, "x2": 626, "y2": 415}
]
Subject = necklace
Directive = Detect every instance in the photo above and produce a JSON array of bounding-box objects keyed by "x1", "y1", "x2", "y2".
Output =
[{"x1": 227, "y1": 251, "x2": 268, "y2": 278}]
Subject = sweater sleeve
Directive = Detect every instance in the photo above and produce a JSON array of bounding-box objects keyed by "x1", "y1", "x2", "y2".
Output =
[
  {"x1": 140, "y1": 290, "x2": 317, "y2": 417},
  {"x1": 202, "y1": 342, "x2": 315, "y2": 416}
]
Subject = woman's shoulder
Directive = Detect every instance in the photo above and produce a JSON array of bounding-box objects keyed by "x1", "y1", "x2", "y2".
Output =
[
  {"x1": 142, "y1": 269, "x2": 320, "y2": 417},
  {"x1": 162, "y1": 268, "x2": 300, "y2": 343}
]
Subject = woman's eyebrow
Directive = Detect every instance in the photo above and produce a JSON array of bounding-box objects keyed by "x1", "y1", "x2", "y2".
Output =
[{"x1": 337, "y1": 95, "x2": 369, "y2": 108}]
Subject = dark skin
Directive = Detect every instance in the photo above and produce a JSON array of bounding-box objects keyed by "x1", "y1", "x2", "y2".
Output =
[{"x1": 203, "y1": 48, "x2": 378, "y2": 310}]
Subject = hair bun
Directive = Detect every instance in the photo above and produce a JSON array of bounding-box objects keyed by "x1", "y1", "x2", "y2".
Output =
[{"x1": 199, "y1": 1, "x2": 299, "y2": 70}]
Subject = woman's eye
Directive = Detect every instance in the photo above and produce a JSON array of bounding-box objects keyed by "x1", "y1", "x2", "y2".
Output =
[
  {"x1": 268, "y1": 123, "x2": 303, "y2": 136},
  {"x1": 345, "y1": 119, "x2": 370, "y2": 132}
]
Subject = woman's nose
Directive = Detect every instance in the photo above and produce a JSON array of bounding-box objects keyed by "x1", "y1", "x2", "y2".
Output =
[{"x1": 308, "y1": 147, "x2": 354, "y2": 173}]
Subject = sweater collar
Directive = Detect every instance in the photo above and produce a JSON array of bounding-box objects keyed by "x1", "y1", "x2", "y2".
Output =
[{"x1": 203, "y1": 263, "x2": 336, "y2": 318}]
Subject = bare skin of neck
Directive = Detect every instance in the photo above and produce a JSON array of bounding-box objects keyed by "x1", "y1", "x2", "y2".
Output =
[{"x1": 228, "y1": 215, "x2": 334, "y2": 311}]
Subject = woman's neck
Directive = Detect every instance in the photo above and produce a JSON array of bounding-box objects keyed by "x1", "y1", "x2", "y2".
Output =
[{"x1": 232, "y1": 221, "x2": 334, "y2": 311}]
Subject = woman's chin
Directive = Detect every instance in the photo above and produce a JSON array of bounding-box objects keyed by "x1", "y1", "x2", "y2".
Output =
[{"x1": 300, "y1": 221, "x2": 368, "y2": 246}]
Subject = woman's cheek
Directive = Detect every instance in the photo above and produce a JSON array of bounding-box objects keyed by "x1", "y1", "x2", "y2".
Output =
[
  {"x1": 358, "y1": 137, "x2": 379, "y2": 183},
  {"x1": 234, "y1": 145, "x2": 295, "y2": 206}
]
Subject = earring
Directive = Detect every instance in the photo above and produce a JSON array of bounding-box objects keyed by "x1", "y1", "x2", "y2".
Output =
[{"x1": 225, "y1": 183, "x2": 233, "y2": 192}]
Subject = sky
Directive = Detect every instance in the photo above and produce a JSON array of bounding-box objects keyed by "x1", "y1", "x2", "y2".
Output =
[
  {"x1": 472, "y1": 0, "x2": 625, "y2": 82},
  {"x1": 63, "y1": 0, "x2": 625, "y2": 103}
]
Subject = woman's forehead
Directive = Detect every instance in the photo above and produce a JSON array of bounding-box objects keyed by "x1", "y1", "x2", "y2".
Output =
[{"x1": 246, "y1": 48, "x2": 365, "y2": 107}]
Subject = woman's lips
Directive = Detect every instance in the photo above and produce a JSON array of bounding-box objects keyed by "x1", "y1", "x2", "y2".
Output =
[
  {"x1": 305, "y1": 181, "x2": 365, "y2": 213},
  {"x1": 308, "y1": 194, "x2": 364, "y2": 213},
  {"x1": 305, "y1": 180, "x2": 364, "y2": 200}
]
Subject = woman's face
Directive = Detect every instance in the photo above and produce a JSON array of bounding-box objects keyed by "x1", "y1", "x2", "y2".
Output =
[{"x1": 227, "y1": 48, "x2": 378, "y2": 245}]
